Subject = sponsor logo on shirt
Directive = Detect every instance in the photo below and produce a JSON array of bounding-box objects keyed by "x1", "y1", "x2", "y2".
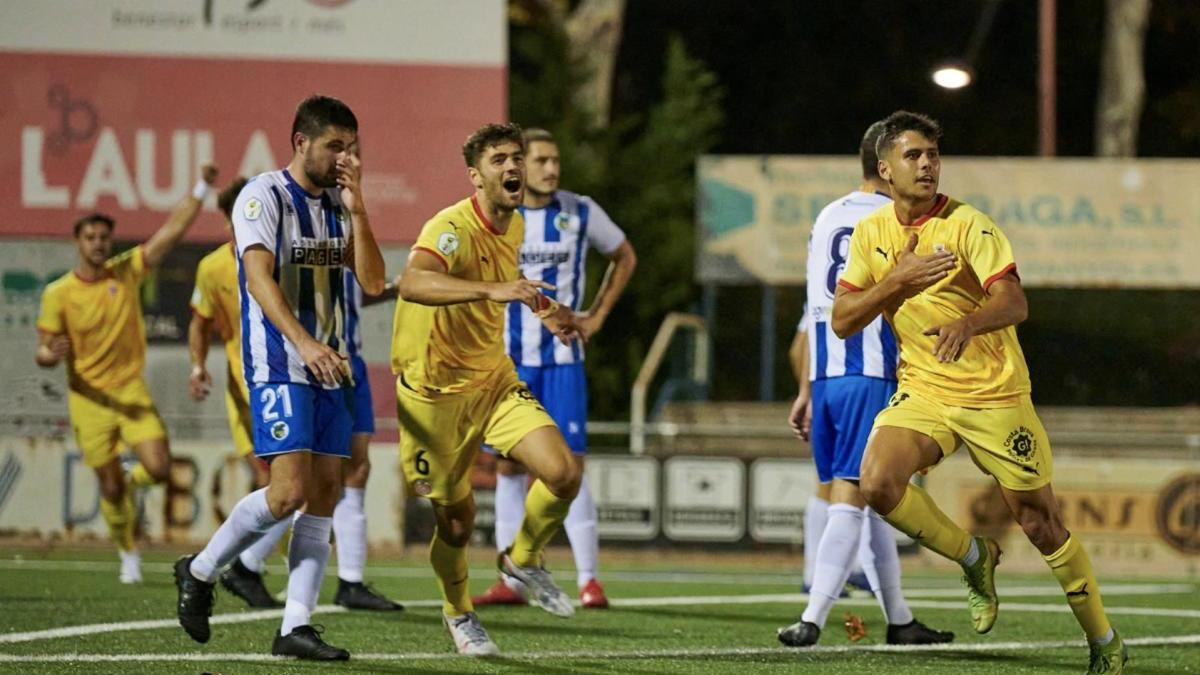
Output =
[{"x1": 289, "y1": 237, "x2": 345, "y2": 267}]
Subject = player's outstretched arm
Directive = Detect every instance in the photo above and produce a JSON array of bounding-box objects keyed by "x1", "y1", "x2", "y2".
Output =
[
  {"x1": 142, "y1": 164, "x2": 218, "y2": 269},
  {"x1": 34, "y1": 331, "x2": 69, "y2": 368},
  {"x1": 922, "y1": 273, "x2": 1027, "y2": 363},
  {"x1": 337, "y1": 154, "x2": 386, "y2": 295},
  {"x1": 397, "y1": 250, "x2": 553, "y2": 311},
  {"x1": 832, "y1": 233, "x2": 956, "y2": 338},
  {"x1": 242, "y1": 245, "x2": 346, "y2": 386},
  {"x1": 187, "y1": 312, "x2": 214, "y2": 401}
]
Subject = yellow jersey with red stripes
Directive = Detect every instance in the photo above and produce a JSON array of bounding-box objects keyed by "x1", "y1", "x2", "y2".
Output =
[
  {"x1": 391, "y1": 195, "x2": 525, "y2": 394},
  {"x1": 37, "y1": 246, "x2": 149, "y2": 392},
  {"x1": 838, "y1": 194, "x2": 1030, "y2": 407},
  {"x1": 190, "y1": 242, "x2": 249, "y2": 400}
]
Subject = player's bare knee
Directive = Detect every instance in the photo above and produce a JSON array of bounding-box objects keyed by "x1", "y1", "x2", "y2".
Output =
[
  {"x1": 496, "y1": 458, "x2": 526, "y2": 477},
  {"x1": 145, "y1": 462, "x2": 170, "y2": 484},
  {"x1": 267, "y1": 484, "x2": 306, "y2": 517},
  {"x1": 541, "y1": 458, "x2": 580, "y2": 500},
  {"x1": 860, "y1": 472, "x2": 903, "y2": 514},
  {"x1": 1019, "y1": 511, "x2": 1067, "y2": 554},
  {"x1": 344, "y1": 456, "x2": 370, "y2": 487},
  {"x1": 435, "y1": 508, "x2": 475, "y2": 547},
  {"x1": 99, "y1": 479, "x2": 125, "y2": 503}
]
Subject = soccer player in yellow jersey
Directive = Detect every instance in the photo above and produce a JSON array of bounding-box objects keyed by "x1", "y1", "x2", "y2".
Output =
[
  {"x1": 393, "y1": 123, "x2": 582, "y2": 656},
  {"x1": 189, "y1": 177, "x2": 262, "y2": 482},
  {"x1": 35, "y1": 164, "x2": 219, "y2": 584},
  {"x1": 834, "y1": 111, "x2": 1127, "y2": 674}
]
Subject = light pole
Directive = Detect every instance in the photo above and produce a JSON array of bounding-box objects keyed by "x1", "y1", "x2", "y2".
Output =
[{"x1": 1039, "y1": 0, "x2": 1057, "y2": 156}]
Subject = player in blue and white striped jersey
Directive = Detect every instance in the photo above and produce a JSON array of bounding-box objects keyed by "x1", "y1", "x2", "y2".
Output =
[
  {"x1": 175, "y1": 95, "x2": 386, "y2": 661},
  {"x1": 475, "y1": 128, "x2": 637, "y2": 610},
  {"x1": 779, "y1": 121, "x2": 951, "y2": 649}
]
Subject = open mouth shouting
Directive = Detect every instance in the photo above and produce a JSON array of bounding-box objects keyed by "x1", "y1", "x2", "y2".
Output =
[{"x1": 502, "y1": 174, "x2": 523, "y2": 199}]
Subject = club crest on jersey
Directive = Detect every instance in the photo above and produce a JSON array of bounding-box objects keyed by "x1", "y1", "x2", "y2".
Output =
[
  {"x1": 270, "y1": 421, "x2": 290, "y2": 441},
  {"x1": 244, "y1": 197, "x2": 263, "y2": 221},
  {"x1": 437, "y1": 232, "x2": 459, "y2": 256},
  {"x1": 1005, "y1": 427, "x2": 1037, "y2": 461},
  {"x1": 554, "y1": 212, "x2": 571, "y2": 232},
  {"x1": 289, "y1": 237, "x2": 345, "y2": 267}
]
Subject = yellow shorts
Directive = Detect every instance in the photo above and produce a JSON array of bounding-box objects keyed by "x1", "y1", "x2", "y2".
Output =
[
  {"x1": 396, "y1": 366, "x2": 557, "y2": 505},
  {"x1": 225, "y1": 376, "x2": 254, "y2": 458},
  {"x1": 872, "y1": 389, "x2": 1053, "y2": 491},
  {"x1": 68, "y1": 378, "x2": 167, "y2": 468}
]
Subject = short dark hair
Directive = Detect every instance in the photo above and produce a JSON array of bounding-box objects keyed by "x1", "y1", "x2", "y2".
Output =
[
  {"x1": 217, "y1": 177, "x2": 249, "y2": 220},
  {"x1": 462, "y1": 123, "x2": 524, "y2": 168},
  {"x1": 291, "y1": 95, "x2": 358, "y2": 149},
  {"x1": 875, "y1": 110, "x2": 943, "y2": 158},
  {"x1": 860, "y1": 121, "x2": 887, "y2": 179},
  {"x1": 73, "y1": 213, "x2": 114, "y2": 237},
  {"x1": 523, "y1": 127, "x2": 555, "y2": 147}
]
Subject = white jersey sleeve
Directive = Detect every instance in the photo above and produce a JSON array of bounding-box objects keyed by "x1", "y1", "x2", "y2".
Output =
[
  {"x1": 233, "y1": 177, "x2": 282, "y2": 256},
  {"x1": 582, "y1": 196, "x2": 626, "y2": 255}
]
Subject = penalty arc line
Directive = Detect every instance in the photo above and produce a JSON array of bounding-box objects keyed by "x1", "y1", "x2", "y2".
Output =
[{"x1": 0, "y1": 635, "x2": 1198, "y2": 663}]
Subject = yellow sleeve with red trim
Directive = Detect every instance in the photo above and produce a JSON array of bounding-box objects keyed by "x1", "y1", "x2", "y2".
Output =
[
  {"x1": 36, "y1": 281, "x2": 64, "y2": 334},
  {"x1": 411, "y1": 214, "x2": 466, "y2": 275},
  {"x1": 837, "y1": 223, "x2": 874, "y2": 291},
  {"x1": 964, "y1": 213, "x2": 1018, "y2": 293}
]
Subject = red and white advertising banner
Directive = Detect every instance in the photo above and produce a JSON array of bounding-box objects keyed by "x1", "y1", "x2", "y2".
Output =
[{"x1": 0, "y1": 0, "x2": 507, "y2": 244}]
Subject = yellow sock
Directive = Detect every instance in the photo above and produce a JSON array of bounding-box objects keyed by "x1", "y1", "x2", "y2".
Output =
[
  {"x1": 1044, "y1": 535, "x2": 1111, "y2": 641},
  {"x1": 510, "y1": 479, "x2": 572, "y2": 568},
  {"x1": 99, "y1": 492, "x2": 136, "y2": 552},
  {"x1": 883, "y1": 482, "x2": 972, "y2": 561},
  {"x1": 430, "y1": 531, "x2": 472, "y2": 616},
  {"x1": 128, "y1": 463, "x2": 157, "y2": 488}
]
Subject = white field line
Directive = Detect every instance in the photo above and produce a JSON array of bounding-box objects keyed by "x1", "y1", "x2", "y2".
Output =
[
  {"x1": 0, "y1": 558, "x2": 1194, "y2": 594},
  {"x1": 2, "y1": 592, "x2": 1198, "y2": 646},
  {"x1": 1, "y1": 634, "x2": 1198, "y2": 663}
]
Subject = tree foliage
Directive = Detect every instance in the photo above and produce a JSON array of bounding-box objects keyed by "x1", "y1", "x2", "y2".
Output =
[{"x1": 510, "y1": 21, "x2": 724, "y2": 419}]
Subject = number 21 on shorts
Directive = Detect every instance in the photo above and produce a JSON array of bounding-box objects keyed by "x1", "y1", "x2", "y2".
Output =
[{"x1": 260, "y1": 384, "x2": 294, "y2": 420}]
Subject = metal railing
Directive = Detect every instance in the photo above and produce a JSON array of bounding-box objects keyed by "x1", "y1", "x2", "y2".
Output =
[{"x1": 628, "y1": 312, "x2": 709, "y2": 455}]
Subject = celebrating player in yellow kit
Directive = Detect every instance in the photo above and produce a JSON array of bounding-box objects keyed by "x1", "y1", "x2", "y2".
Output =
[
  {"x1": 834, "y1": 111, "x2": 1127, "y2": 674},
  {"x1": 393, "y1": 122, "x2": 582, "y2": 656},
  {"x1": 35, "y1": 164, "x2": 218, "y2": 584}
]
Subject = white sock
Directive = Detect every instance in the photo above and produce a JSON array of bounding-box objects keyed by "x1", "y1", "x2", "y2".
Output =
[
  {"x1": 859, "y1": 507, "x2": 914, "y2": 626},
  {"x1": 801, "y1": 504, "x2": 863, "y2": 628},
  {"x1": 803, "y1": 495, "x2": 830, "y2": 588},
  {"x1": 494, "y1": 472, "x2": 527, "y2": 552},
  {"x1": 191, "y1": 488, "x2": 283, "y2": 582},
  {"x1": 961, "y1": 537, "x2": 980, "y2": 567},
  {"x1": 239, "y1": 516, "x2": 290, "y2": 573},
  {"x1": 280, "y1": 512, "x2": 332, "y2": 635},
  {"x1": 1090, "y1": 627, "x2": 1115, "y2": 646},
  {"x1": 848, "y1": 508, "x2": 871, "y2": 581},
  {"x1": 333, "y1": 487, "x2": 367, "y2": 583},
  {"x1": 564, "y1": 474, "x2": 599, "y2": 588}
]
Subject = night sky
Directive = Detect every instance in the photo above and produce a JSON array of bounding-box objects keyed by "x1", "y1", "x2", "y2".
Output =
[{"x1": 616, "y1": 1, "x2": 1200, "y2": 158}]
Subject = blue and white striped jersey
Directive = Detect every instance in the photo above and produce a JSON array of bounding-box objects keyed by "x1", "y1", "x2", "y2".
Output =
[
  {"x1": 506, "y1": 190, "x2": 626, "y2": 367},
  {"x1": 233, "y1": 169, "x2": 350, "y2": 389},
  {"x1": 806, "y1": 191, "x2": 898, "y2": 382},
  {"x1": 343, "y1": 268, "x2": 363, "y2": 357}
]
